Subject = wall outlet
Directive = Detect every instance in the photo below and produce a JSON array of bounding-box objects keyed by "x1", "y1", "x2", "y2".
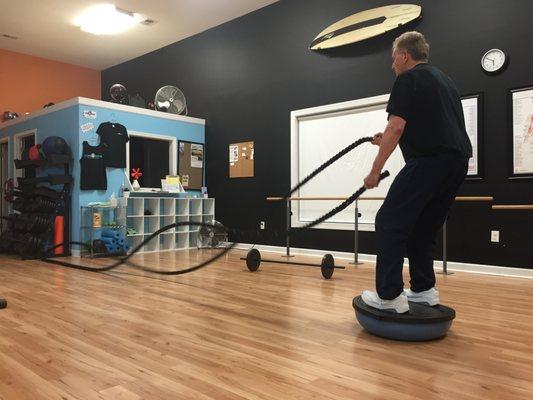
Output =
[
  {"x1": 491, "y1": 230, "x2": 500, "y2": 243},
  {"x1": 260, "y1": 221, "x2": 266, "y2": 230}
]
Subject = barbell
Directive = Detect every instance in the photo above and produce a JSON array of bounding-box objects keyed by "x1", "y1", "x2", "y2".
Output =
[{"x1": 242, "y1": 248, "x2": 344, "y2": 279}]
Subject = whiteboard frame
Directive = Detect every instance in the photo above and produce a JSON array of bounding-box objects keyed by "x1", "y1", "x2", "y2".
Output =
[{"x1": 290, "y1": 94, "x2": 390, "y2": 232}]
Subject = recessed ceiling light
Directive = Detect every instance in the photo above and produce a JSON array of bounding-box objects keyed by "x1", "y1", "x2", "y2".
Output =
[{"x1": 74, "y1": 4, "x2": 143, "y2": 35}]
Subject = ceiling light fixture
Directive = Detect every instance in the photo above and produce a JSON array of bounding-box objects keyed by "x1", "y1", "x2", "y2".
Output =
[{"x1": 74, "y1": 4, "x2": 143, "y2": 35}]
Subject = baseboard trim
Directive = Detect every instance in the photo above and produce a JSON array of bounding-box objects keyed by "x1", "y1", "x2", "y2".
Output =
[{"x1": 233, "y1": 243, "x2": 533, "y2": 279}]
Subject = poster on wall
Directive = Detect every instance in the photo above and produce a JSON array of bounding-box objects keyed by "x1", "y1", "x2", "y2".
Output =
[
  {"x1": 461, "y1": 94, "x2": 482, "y2": 179},
  {"x1": 190, "y1": 143, "x2": 203, "y2": 168},
  {"x1": 510, "y1": 86, "x2": 533, "y2": 178},
  {"x1": 229, "y1": 145, "x2": 239, "y2": 163}
]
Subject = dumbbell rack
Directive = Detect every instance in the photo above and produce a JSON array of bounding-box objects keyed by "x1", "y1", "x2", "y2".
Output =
[{"x1": 9, "y1": 154, "x2": 72, "y2": 258}]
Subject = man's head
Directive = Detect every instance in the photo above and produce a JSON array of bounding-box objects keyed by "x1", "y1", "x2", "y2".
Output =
[{"x1": 391, "y1": 31, "x2": 430, "y2": 76}]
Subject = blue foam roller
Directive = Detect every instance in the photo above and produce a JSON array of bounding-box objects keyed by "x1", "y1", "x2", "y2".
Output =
[
  {"x1": 104, "y1": 243, "x2": 115, "y2": 253},
  {"x1": 117, "y1": 238, "x2": 125, "y2": 246},
  {"x1": 102, "y1": 229, "x2": 121, "y2": 239},
  {"x1": 100, "y1": 237, "x2": 116, "y2": 245},
  {"x1": 123, "y1": 244, "x2": 130, "y2": 252}
]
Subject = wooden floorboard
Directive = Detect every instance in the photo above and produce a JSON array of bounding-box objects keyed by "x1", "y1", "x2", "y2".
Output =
[{"x1": 1, "y1": 249, "x2": 532, "y2": 400}]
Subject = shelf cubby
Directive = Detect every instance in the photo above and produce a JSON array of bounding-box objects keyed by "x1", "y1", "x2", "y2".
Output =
[{"x1": 125, "y1": 196, "x2": 214, "y2": 254}]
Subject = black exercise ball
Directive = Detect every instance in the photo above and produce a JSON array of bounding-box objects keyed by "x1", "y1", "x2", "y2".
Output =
[{"x1": 42, "y1": 136, "x2": 69, "y2": 157}]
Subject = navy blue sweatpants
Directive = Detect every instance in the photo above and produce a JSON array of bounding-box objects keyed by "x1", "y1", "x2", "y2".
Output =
[{"x1": 375, "y1": 152, "x2": 468, "y2": 300}]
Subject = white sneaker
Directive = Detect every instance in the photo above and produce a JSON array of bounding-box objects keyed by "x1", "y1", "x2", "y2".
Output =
[
  {"x1": 361, "y1": 290, "x2": 409, "y2": 313},
  {"x1": 404, "y1": 287, "x2": 440, "y2": 306}
]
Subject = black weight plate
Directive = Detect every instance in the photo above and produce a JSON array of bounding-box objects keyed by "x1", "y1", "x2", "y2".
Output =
[
  {"x1": 246, "y1": 248, "x2": 261, "y2": 272},
  {"x1": 321, "y1": 253, "x2": 335, "y2": 279}
]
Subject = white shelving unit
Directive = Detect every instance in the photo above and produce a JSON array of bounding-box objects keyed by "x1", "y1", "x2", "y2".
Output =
[{"x1": 126, "y1": 196, "x2": 215, "y2": 253}]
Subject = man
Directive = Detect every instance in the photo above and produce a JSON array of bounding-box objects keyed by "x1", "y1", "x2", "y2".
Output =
[{"x1": 361, "y1": 31, "x2": 472, "y2": 313}]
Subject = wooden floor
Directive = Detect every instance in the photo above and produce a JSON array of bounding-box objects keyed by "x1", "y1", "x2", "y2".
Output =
[{"x1": 1, "y1": 249, "x2": 533, "y2": 400}]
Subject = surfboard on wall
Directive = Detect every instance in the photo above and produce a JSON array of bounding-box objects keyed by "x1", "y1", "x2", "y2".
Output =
[{"x1": 310, "y1": 4, "x2": 422, "y2": 50}]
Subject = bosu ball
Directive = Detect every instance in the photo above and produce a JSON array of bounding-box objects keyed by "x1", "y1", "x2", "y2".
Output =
[{"x1": 353, "y1": 295, "x2": 455, "y2": 341}]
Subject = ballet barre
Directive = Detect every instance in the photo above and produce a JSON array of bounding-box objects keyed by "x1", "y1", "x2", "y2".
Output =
[
  {"x1": 267, "y1": 195, "x2": 494, "y2": 274},
  {"x1": 492, "y1": 205, "x2": 533, "y2": 210}
]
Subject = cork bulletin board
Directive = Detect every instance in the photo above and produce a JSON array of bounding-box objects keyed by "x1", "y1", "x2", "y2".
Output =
[
  {"x1": 229, "y1": 141, "x2": 254, "y2": 178},
  {"x1": 178, "y1": 140, "x2": 204, "y2": 190}
]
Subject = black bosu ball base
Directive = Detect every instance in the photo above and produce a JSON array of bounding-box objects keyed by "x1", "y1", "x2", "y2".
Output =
[{"x1": 353, "y1": 295, "x2": 455, "y2": 341}]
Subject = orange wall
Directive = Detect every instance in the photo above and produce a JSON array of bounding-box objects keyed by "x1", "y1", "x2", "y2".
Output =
[{"x1": 0, "y1": 48, "x2": 100, "y2": 116}]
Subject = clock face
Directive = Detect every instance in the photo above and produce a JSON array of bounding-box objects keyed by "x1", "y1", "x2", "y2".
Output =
[{"x1": 481, "y1": 49, "x2": 507, "y2": 73}]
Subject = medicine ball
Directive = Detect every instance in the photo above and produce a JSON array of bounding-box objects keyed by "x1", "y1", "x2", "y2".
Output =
[
  {"x1": 42, "y1": 136, "x2": 69, "y2": 157},
  {"x1": 29, "y1": 144, "x2": 43, "y2": 161}
]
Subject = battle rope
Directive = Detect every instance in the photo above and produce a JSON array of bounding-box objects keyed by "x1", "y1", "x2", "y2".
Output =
[
  {"x1": 42, "y1": 136, "x2": 389, "y2": 275},
  {"x1": 286, "y1": 136, "x2": 373, "y2": 198}
]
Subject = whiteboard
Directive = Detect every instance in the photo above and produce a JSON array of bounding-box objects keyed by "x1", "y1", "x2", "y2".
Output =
[{"x1": 290, "y1": 95, "x2": 404, "y2": 231}]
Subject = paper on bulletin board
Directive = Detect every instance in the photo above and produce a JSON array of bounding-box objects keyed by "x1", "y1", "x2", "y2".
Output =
[
  {"x1": 229, "y1": 145, "x2": 239, "y2": 162},
  {"x1": 191, "y1": 144, "x2": 203, "y2": 168}
]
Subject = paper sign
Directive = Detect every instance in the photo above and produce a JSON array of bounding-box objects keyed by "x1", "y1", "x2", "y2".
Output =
[
  {"x1": 83, "y1": 110, "x2": 97, "y2": 119},
  {"x1": 191, "y1": 144, "x2": 203, "y2": 168},
  {"x1": 81, "y1": 123, "x2": 94, "y2": 133},
  {"x1": 229, "y1": 145, "x2": 239, "y2": 162}
]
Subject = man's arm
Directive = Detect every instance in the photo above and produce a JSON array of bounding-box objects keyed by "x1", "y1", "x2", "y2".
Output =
[{"x1": 364, "y1": 115, "x2": 406, "y2": 188}]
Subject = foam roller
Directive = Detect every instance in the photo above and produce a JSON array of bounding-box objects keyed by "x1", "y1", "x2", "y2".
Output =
[
  {"x1": 99, "y1": 236, "x2": 116, "y2": 245},
  {"x1": 102, "y1": 228, "x2": 121, "y2": 239}
]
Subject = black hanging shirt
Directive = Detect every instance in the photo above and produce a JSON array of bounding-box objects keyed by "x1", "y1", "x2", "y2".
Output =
[
  {"x1": 386, "y1": 63, "x2": 473, "y2": 161},
  {"x1": 80, "y1": 141, "x2": 107, "y2": 190},
  {"x1": 96, "y1": 122, "x2": 129, "y2": 168}
]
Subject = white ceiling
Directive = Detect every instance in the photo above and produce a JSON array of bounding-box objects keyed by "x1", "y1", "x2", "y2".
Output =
[{"x1": 0, "y1": 0, "x2": 279, "y2": 70}]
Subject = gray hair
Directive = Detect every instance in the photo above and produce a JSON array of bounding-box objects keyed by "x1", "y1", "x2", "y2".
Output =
[{"x1": 393, "y1": 31, "x2": 430, "y2": 62}]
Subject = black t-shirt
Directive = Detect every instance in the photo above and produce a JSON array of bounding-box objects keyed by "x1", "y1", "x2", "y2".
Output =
[
  {"x1": 97, "y1": 122, "x2": 129, "y2": 168},
  {"x1": 80, "y1": 141, "x2": 107, "y2": 190},
  {"x1": 386, "y1": 63, "x2": 472, "y2": 161}
]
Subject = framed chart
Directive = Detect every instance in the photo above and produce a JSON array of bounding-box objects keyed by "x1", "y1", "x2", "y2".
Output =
[
  {"x1": 509, "y1": 86, "x2": 533, "y2": 178},
  {"x1": 461, "y1": 93, "x2": 483, "y2": 180}
]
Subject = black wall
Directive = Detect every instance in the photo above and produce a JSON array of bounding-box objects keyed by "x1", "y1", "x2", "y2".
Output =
[{"x1": 102, "y1": 0, "x2": 533, "y2": 268}]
